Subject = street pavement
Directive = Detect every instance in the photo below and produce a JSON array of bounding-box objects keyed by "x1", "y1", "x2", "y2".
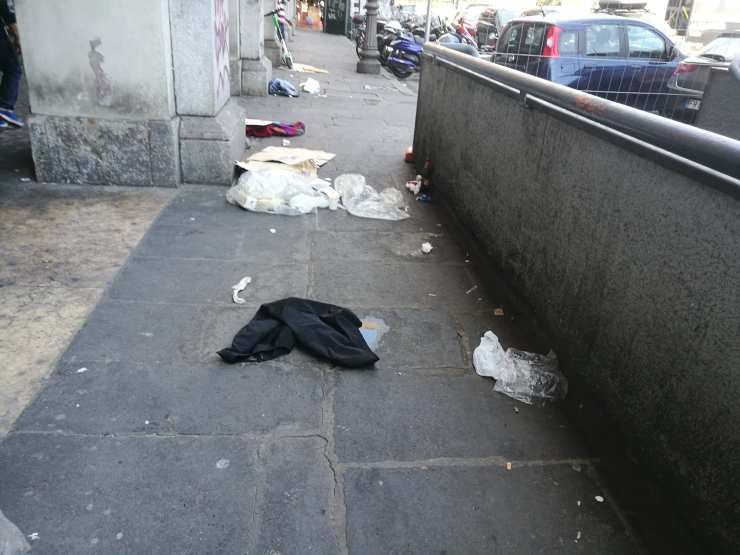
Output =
[{"x1": 0, "y1": 30, "x2": 642, "y2": 553}]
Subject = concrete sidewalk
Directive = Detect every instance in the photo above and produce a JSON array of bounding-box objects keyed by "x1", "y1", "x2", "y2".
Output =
[{"x1": 0, "y1": 30, "x2": 640, "y2": 553}]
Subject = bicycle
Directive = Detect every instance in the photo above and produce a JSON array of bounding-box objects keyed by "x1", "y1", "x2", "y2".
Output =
[{"x1": 265, "y1": 9, "x2": 293, "y2": 69}]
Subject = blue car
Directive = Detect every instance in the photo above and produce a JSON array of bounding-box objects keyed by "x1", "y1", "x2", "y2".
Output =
[{"x1": 493, "y1": 15, "x2": 683, "y2": 115}]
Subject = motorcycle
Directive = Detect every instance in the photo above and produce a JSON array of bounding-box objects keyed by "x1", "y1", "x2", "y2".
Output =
[
  {"x1": 436, "y1": 16, "x2": 480, "y2": 57},
  {"x1": 437, "y1": 16, "x2": 478, "y2": 49},
  {"x1": 386, "y1": 32, "x2": 423, "y2": 79}
]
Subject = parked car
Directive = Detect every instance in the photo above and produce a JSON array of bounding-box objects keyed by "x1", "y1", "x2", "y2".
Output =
[
  {"x1": 477, "y1": 7, "x2": 519, "y2": 50},
  {"x1": 666, "y1": 31, "x2": 740, "y2": 122},
  {"x1": 493, "y1": 14, "x2": 683, "y2": 115}
]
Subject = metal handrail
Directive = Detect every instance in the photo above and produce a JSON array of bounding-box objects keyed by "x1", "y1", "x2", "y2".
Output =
[{"x1": 423, "y1": 42, "x2": 740, "y2": 191}]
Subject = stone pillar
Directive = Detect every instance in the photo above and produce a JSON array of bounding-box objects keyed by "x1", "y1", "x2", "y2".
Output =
[
  {"x1": 170, "y1": 0, "x2": 247, "y2": 184},
  {"x1": 229, "y1": 0, "x2": 242, "y2": 95},
  {"x1": 240, "y1": 0, "x2": 272, "y2": 96},
  {"x1": 15, "y1": 0, "x2": 180, "y2": 186}
]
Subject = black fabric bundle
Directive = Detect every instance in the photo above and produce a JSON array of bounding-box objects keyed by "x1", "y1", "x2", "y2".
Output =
[{"x1": 218, "y1": 297, "x2": 378, "y2": 368}]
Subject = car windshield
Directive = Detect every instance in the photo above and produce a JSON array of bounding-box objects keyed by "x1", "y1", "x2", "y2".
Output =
[{"x1": 701, "y1": 35, "x2": 740, "y2": 62}]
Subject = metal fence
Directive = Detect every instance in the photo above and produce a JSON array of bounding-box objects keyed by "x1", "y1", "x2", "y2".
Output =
[
  {"x1": 486, "y1": 19, "x2": 724, "y2": 125},
  {"x1": 422, "y1": 41, "x2": 740, "y2": 192}
]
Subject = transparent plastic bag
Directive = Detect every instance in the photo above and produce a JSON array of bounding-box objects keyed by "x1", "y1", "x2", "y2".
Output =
[
  {"x1": 334, "y1": 174, "x2": 409, "y2": 221},
  {"x1": 226, "y1": 169, "x2": 332, "y2": 216},
  {"x1": 473, "y1": 331, "x2": 566, "y2": 405}
]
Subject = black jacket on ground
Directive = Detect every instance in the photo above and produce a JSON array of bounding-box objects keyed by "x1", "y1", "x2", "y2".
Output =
[{"x1": 218, "y1": 297, "x2": 378, "y2": 368}]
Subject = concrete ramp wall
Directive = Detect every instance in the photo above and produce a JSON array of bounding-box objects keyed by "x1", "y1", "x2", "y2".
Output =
[{"x1": 414, "y1": 44, "x2": 740, "y2": 553}]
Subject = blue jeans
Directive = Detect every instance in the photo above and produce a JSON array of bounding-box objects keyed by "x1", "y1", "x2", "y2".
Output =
[{"x1": 0, "y1": 28, "x2": 21, "y2": 110}]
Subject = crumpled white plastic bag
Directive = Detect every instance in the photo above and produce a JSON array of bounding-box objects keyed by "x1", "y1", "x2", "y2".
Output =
[
  {"x1": 226, "y1": 169, "x2": 336, "y2": 216},
  {"x1": 334, "y1": 174, "x2": 409, "y2": 221},
  {"x1": 473, "y1": 331, "x2": 566, "y2": 405}
]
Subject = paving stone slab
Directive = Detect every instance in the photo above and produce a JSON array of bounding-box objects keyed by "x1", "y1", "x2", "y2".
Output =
[
  {"x1": 13, "y1": 359, "x2": 323, "y2": 436},
  {"x1": 310, "y1": 261, "x2": 480, "y2": 311},
  {"x1": 0, "y1": 433, "x2": 258, "y2": 554},
  {"x1": 344, "y1": 464, "x2": 638, "y2": 554},
  {"x1": 135, "y1": 223, "x2": 244, "y2": 260},
  {"x1": 255, "y1": 437, "x2": 339, "y2": 554},
  {"x1": 311, "y1": 231, "x2": 467, "y2": 265},
  {"x1": 335, "y1": 374, "x2": 588, "y2": 463},
  {"x1": 109, "y1": 257, "x2": 308, "y2": 305},
  {"x1": 61, "y1": 300, "x2": 215, "y2": 365},
  {"x1": 352, "y1": 308, "x2": 465, "y2": 371}
]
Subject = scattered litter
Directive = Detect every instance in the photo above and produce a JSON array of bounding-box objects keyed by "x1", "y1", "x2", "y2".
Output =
[
  {"x1": 216, "y1": 458, "x2": 230, "y2": 469},
  {"x1": 421, "y1": 242, "x2": 433, "y2": 254},
  {"x1": 577, "y1": 500, "x2": 582, "y2": 507},
  {"x1": 513, "y1": 406, "x2": 519, "y2": 413},
  {"x1": 282, "y1": 139, "x2": 291, "y2": 146},
  {"x1": 300, "y1": 77, "x2": 321, "y2": 94},
  {"x1": 0, "y1": 509, "x2": 31, "y2": 553},
  {"x1": 189, "y1": 217, "x2": 196, "y2": 221},
  {"x1": 231, "y1": 276, "x2": 252, "y2": 304},
  {"x1": 494, "y1": 308, "x2": 505, "y2": 316},
  {"x1": 19, "y1": 177, "x2": 30, "y2": 182},
  {"x1": 116, "y1": 532, "x2": 123, "y2": 540},
  {"x1": 465, "y1": 259, "x2": 470, "y2": 263},
  {"x1": 291, "y1": 62, "x2": 329, "y2": 74},
  {"x1": 404, "y1": 146, "x2": 414, "y2": 163},
  {"x1": 268, "y1": 78, "x2": 299, "y2": 97},
  {"x1": 473, "y1": 331, "x2": 566, "y2": 405},
  {"x1": 334, "y1": 174, "x2": 409, "y2": 221},
  {"x1": 219, "y1": 298, "x2": 379, "y2": 368},
  {"x1": 405, "y1": 176, "x2": 421, "y2": 195},
  {"x1": 144, "y1": 420, "x2": 150, "y2": 425},
  {"x1": 245, "y1": 119, "x2": 305, "y2": 138},
  {"x1": 428, "y1": 293, "x2": 437, "y2": 297},
  {"x1": 139, "y1": 332, "x2": 153, "y2": 337},
  {"x1": 227, "y1": 169, "x2": 334, "y2": 216},
  {"x1": 75, "y1": 367, "x2": 88, "y2": 374},
  {"x1": 269, "y1": 228, "x2": 277, "y2": 234},
  {"x1": 576, "y1": 530, "x2": 582, "y2": 541},
  {"x1": 359, "y1": 317, "x2": 390, "y2": 350},
  {"x1": 595, "y1": 495, "x2": 605, "y2": 503},
  {"x1": 465, "y1": 285, "x2": 478, "y2": 295},
  {"x1": 571, "y1": 462, "x2": 582, "y2": 472},
  {"x1": 364, "y1": 84, "x2": 378, "y2": 90},
  {"x1": 235, "y1": 145, "x2": 334, "y2": 176},
  {"x1": 506, "y1": 462, "x2": 512, "y2": 471}
]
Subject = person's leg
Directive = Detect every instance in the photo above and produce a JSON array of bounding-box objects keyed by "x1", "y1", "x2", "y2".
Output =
[{"x1": 0, "y1": 29, "x2": 22, "y2": 126}]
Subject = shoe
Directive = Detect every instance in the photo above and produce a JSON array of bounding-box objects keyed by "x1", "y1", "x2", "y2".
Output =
[{"x1": 0, "y1": 109, "x2": 24, "y2": 128}]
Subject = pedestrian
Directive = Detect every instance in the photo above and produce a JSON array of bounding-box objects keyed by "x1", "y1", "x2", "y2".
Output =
[
  {"x1": 0, "y1": 0, "x2": 22, "y2": 128},
  {"x1": 276, "y1": 0, "x2": 292, "y2": 41}
]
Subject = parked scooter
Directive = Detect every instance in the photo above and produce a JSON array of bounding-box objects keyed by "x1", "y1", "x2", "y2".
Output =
[{"x1": 386, "y1": 32, "x2": 423, "y2": 79}]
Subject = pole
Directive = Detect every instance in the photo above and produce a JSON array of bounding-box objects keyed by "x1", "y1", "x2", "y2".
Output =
[
  {"x1": 357, "y1": 0, "x2": 381, "y2": 73},
  {"x1": 424, "y1": 0, "x2": 432, "y2": 42}
]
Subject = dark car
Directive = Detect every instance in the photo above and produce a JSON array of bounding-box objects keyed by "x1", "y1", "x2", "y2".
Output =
[
  {"x1": 493, "y1": 14, "x2": 683, "y2": 114},
  {"x1": 666, "y1": 31, "x2": 740, "y2": 122}
]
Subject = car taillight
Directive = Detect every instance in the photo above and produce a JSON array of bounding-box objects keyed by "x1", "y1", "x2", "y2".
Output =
[
  {"x1": 674, "y1": 62, "x2": 698, "y2": 74},
  {"x1": 542, "y1": 26, "x2": 561, "y2": 58}
]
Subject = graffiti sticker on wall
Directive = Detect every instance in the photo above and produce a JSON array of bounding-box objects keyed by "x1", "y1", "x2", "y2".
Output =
[{"x1": 214, "y1": 0, "x2": 230, "y2": 106}]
